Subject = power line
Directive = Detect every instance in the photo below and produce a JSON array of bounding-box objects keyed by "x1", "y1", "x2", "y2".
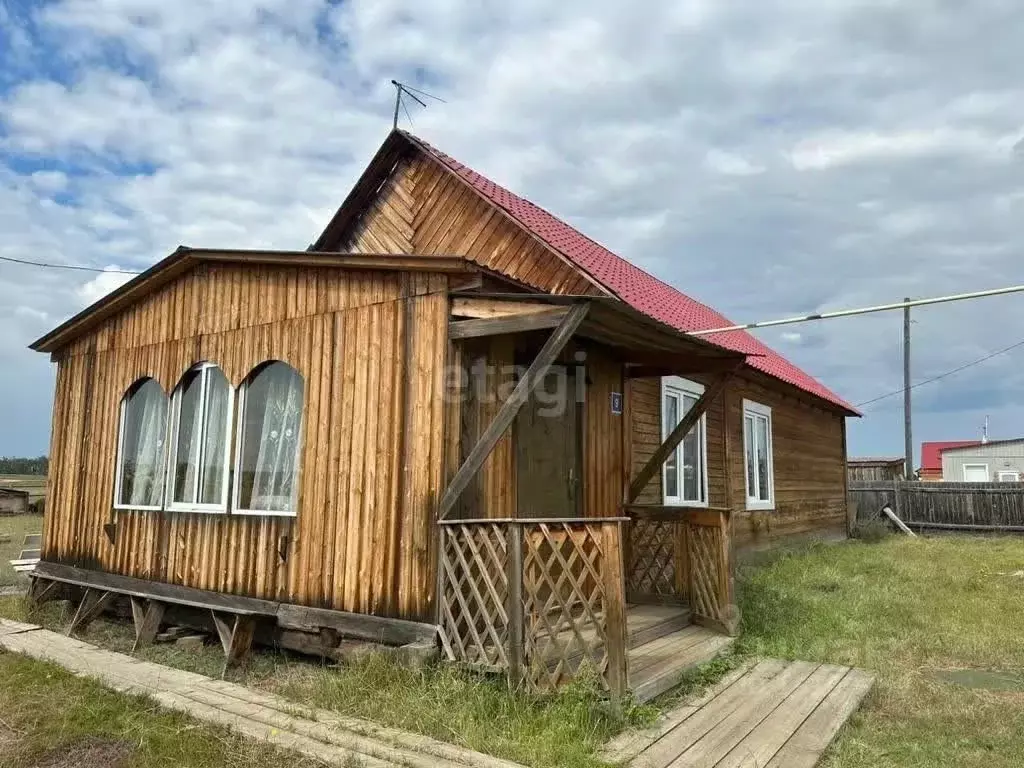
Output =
[
  {"x1": 0, "y1": 255, "x2": 142, "y2": 275},
  {"x1": 691, "y1": 282, "x2": 1024, "y2": 336},
  {"x1": 856, "y1": 337, "x2": 1024, "y2": 409}
]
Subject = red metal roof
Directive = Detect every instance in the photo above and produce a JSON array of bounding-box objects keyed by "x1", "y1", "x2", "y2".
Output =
[
  {"x1": 920, "y1": 441, "x2": 982, "y2": 471},
  {"x1": 403, "y1": 132, "x2": 856, "y2": 413}
]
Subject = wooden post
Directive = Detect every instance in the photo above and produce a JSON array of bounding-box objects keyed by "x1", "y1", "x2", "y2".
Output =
[
  {"x1": 626, "y1": 372, "x2": 734, "y2": 504},
  {"x1": 602, "y1": 521, "x2": 629, "y2": 704},
  {"x1": 129, "y1": 597, "x2": 166, "y2": 652},
  {"x1": 505, "y1": 522, "x2": 525, "y2": 688},
  {"x1": 438, "y1": 302, "x2": 591, "y2": 519}
]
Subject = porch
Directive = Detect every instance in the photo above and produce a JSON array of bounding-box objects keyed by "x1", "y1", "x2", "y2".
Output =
[
  {"x1": 437, "y1": 294, "x2": 744, "y2": 701},
  {"x1": 436, "y1": 509, "x2": 738, "y2": 702}
]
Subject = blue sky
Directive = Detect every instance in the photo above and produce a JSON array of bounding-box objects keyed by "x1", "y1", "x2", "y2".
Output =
[{"x1": 2, "y1": 0, "x2": 1023, "y2": 464}]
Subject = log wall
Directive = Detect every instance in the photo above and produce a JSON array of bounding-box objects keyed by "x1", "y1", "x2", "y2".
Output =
[
  {"x1": 628, "y1": 374, "x2": 848, "y2": 552},
  {"x1": 44, "y1": 263, "x2": 448, "y2": 621}
]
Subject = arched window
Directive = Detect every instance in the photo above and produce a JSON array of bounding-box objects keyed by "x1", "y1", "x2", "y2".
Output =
[
  {"x1": 167, "y1": 363, "x2": 233, "y2": 511},
  {"x1": 114, "y1": 378, "x2": 168, "y2": 509},
  {"x1": 233, "y1": 362, "x2": 304, "y2": 516}
]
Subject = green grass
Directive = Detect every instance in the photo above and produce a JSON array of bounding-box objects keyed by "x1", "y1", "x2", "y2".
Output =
[
  {"x1": 0, "y1": 515, "x2": 42, "y2": 587},
  {"x1": 0, "y1": 653, "x2": 323, "y2": 768},
  {"x1": 0, "y1": 597, "x2": 657, "y2": 768},
  {"x1": 736, "y1": 535, "x2": 1024, "y2": 767}
]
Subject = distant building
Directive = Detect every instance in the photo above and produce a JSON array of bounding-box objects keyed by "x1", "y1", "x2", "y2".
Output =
[
  {"x1": 919, "y1": 441, "x2": 982, "y2": 481},
  {"x1": 941, "y1": 439, "x2": 1024, "y2": 482},
  {"x1": 0, "y1": 487, "x2": 30, "y2": 515},
  {"x1": 847, "y1": 457, "x2": 905, "y2": 482}
]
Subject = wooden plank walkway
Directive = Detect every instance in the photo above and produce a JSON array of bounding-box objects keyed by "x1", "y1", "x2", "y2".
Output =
[
  {"x1": 0, "y1": 619, "x2": 524, "y2": 768},
  {"x1": 603, "y1": 659, "x2": 874, "y2": 767}
]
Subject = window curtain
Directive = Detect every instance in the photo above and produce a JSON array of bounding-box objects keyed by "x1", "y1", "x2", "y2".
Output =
[
  {"x1": 199, "y1": 368, "x2": 230, "y2": 504},
  {"x1": 122, "y1": 380, "x2": 168, "y2": 507},
  {"x1": 172, "y1": 371, "x2": 204, "y2": 504},
  {"x1": 249, "y1": 364, "x2": 303, "y2": 511}
]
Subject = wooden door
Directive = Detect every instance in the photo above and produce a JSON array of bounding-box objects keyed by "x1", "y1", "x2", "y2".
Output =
[{"x1": 515, "y1": 367, "x2": 582, "y2": 518}]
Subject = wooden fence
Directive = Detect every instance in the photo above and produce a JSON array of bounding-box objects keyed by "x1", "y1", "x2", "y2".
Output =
[{"x1": 849, "y1": 481, "x2": 1024, "y2": 532}]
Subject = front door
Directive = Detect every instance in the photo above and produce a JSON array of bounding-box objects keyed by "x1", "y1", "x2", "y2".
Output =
[{"x1": 515, "y1": 367, "x2": 582, "y2": 518}]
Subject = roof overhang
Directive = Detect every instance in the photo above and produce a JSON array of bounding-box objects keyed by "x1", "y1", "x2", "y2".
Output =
[
  {"x1": 449, "y1": 291, "x2": 749, "y2": 370},
  {"x1": 30, "y1": 247, "x2": 475, "y2": 354}
]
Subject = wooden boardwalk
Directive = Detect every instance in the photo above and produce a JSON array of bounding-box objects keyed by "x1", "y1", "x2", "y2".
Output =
[{"x1": 604, "y1": 659, "x2": 874, "y2": 767}]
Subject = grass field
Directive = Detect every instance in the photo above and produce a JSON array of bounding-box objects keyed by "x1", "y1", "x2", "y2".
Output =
[
  {"x1": 2, "y1": 534, "x2": 1023, "y2": 767},
  {"x1": 0, "y1": 514, "x2": 42, "y2": 587},
  {"x1": 0, "y1": 653, "x2": 322, "y2": 768},
  {"x1": 736, "y1": 535, "x2": 1024, "y2": 767}
]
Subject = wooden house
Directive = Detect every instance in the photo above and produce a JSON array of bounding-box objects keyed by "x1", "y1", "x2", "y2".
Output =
[{"x1": 29, "y1": 130, "x2": 856, "y2": 701}]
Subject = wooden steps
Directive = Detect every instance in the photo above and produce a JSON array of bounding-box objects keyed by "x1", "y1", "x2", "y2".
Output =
[
  {"x1": 626, "y1": 604, "x2": 692, "y2": 649},
  {"x1": 604, "y1": 658, "x2": 875, "y2": 767},
  {"x1": 629, "y1": 624, "x2": 735, "y2": 703}
]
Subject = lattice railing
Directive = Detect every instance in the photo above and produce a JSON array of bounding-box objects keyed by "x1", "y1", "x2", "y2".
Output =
[
  {"x1": 626, "y1": 517, "x2": 686, "y2": 603},
  {"x1": 437, "y1": 521, "x2": 511, "y2": 671},
  {"x1": 683, "y1": 509, "x2": 739, "y2": 635},
  {"x1": 437, "y1": 518, "x2": 629, "y2": 699},
  {"x1": 623, "y1": 506, "x2": 739, "y2": 636},
  {"x1": 521, "y1": 520, "x2": 626, "y2": 694}
]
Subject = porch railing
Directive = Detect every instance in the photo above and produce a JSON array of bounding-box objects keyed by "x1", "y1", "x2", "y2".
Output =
[
  {"x1": 437, "y1": 518, "x2": 628, "y2": 698},
  {"x1": 625, "y1": 506, "x2": 739, "y2": 635}
]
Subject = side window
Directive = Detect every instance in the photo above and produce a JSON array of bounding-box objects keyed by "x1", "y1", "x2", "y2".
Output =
[
  {"x1": 661, "y1": 376, "x2": 708, "y2": 506},
  {"x1": 167, "y1": 363, "x2": 233, "y2": 511},
  {"x1": 743, "y1": 399, "x2": 774, "y2": 510},
  {"x1": 114, "y1": 378, "x2": 169, "y2": 510},
  {"x1": 234, "y1": 361, "x2": 304, "y2": 516}
]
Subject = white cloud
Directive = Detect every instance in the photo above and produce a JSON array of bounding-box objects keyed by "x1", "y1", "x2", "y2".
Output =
[
  {"x1": 77, "y1": 267, "x2": 134, "y2": 306},
  {"x1": 780, "y1": 331, "x2": 803, "y2": 343},
  {"x1": 704, "y1": 149, "x2": 765, "y2": 177},
  {"x1": 1, "y1": 0, "x2": 1024, "y2": 459},
  {"x1": 789, "y1": 128, "x2": 999, "y2": 171}
]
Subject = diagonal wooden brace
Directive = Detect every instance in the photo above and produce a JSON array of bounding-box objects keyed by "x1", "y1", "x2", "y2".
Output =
[
  {"x1": 129, "y1": 597, "x2": 167, "y2": 652},
  {"x1": 626, "y1": 371, "x2": 735, "y2": 504},
  {"x1": 437, "y1": 301, "x2": 591, "y2": 520},
  {"x1": 211, "y1": 610, "x2": 257, "y2": 677},
  {"x1": 66, "y1": 588, "x2": 115, "y2": 636}
]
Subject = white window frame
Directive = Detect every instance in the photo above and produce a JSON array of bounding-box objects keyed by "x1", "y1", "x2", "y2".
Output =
[
  {"x1": 962, "y1": 463, "x2": 990, "y2": 482},
  {"x1": 231, "y1": 366, "x2": 304, "y2": 518},
  {"x1": 661, "y1": 376, "x2": 709, "y2": 507},
  {"x1": 997, "y1": 470, "x2": 1020, "y2": 482},
  {"x1": 112, "y1": 381, "x2": 167, "y2": 512},
  {"x1": 742, "y1": 399, "x2": 775, "y2": 511},
  {"x1": 166, "y1": 363, "x2": 234, "y2": 514}
]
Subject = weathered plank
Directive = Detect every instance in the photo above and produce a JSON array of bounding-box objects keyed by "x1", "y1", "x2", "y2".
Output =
[{"x1": 276, "y1": 604, "x2": 437, "y2": 646}]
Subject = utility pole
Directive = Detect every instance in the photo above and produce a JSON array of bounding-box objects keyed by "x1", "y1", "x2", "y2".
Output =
[{"x1": 903, "y1": 297, "x2": 913, "y2": 478}]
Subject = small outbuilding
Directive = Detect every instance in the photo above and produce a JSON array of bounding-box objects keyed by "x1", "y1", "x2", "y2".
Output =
[
  {"x1": 0, "y1": 487, "x2": 30, "y2": 515},
  {"x1": 847, "y1": 457, "x2": 905, "y2": 482}
]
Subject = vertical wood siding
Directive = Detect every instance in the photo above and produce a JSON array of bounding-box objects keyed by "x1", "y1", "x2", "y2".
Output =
[
  {"x1": 340, "y1": 155, "x2": 602, "y2": 297},
  {"x1": 44, "y1": 264, "x2": 448, "y2": 621}
]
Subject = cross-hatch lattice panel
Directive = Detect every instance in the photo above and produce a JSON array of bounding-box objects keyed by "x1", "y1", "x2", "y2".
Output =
[
  {"x1": 522, "y1": 522, "x2": 610, "y2": 692},
  {"x1": 438, "y1": 523, "x2": 510, "y2": 669}
]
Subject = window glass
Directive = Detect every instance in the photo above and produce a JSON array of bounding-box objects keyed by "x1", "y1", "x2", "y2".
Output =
[
  {"x1": 117, "y1": 379, "x2": 168, "y2": 508},
  {"x1": 169, "y1": 364, "x2": 231, "y2": 508},
  {"x1": 236, "y1": 362, "x2": 304, "y2": 514},
  {"x1": 664, "y1": 393, "x2": 679, "y2": 498},
  {"x1": 743, "y1": 402, "x2": 773, "y2": 508}
]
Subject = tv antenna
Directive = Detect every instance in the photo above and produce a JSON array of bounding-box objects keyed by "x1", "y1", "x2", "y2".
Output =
[{"x1": 391, "y1": 79, "x2": 446, "y2": 130}]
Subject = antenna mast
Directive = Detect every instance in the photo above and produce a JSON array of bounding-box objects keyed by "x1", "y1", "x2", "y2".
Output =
[{"x1": 390, "y1": 79, "x2": 445, "y2": 130}]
